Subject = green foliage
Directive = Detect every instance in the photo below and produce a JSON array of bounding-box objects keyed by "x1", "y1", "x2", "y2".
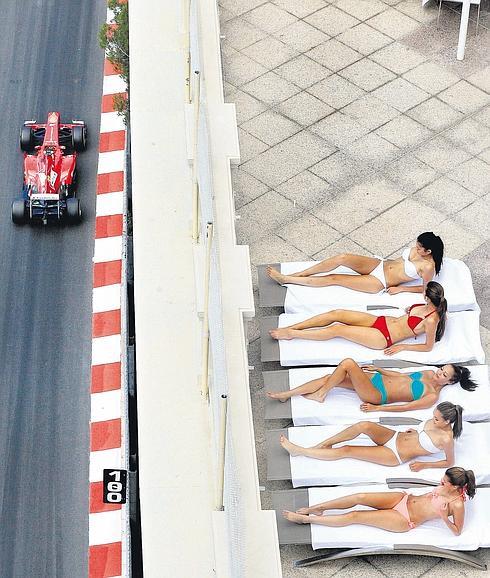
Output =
[{"x1": 99, "y1": 0, "x2": 129, "y2": 123}]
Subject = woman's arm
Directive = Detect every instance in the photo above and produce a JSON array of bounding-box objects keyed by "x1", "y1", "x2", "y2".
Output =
[
  {"x1": 441, "y1": 502, "x2": 465, "y2": 536},
  {"x1": 409, "y1": 459, "x2": 452, "y2": 472},
  {"x1": 362, "y1": 365, "x2": 405, "y2": 377},
  {"x1": 409, "y1": 439, "x2": 454, "y2": 471},
  {"x1": 387, "y1": 285, "x2": 424, "y2": 295},
  {"x1": 385, "y1": 318, "x2": 437, "y2": 354},
  {"x1": 360, "y1": 393, "x2": 438, "y2": 412}
]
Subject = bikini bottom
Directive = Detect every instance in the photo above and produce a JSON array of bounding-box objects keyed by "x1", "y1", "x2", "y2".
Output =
[
  {"x1": 369, "y1": 260, "x2": 386, "y2": 289},
  {"x1": 384, "y1": 432, "x2": 403, "y2": 465},
  {"x1": 393, "y1": 493, "x2": 415, "y2": 529},
  {"x1": 371, "y1": 315, "x2": 393, "y2": 347},
  {"x1": 370, "y1": 372, "x2": 388, "y2": 405}
]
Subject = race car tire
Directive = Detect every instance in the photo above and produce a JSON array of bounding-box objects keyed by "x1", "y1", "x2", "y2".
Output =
[
  {"x1": 20, "y1": 126, "x2": 33, "y2": 152},
  {"x1": 12, "y1": 199, "x2": 26, "y2": 224},
  {"x1": 72, "y1": 125, "x2": 87, "y2": 152},
  {"x1": 66, "y1": 198, "x2": 82, "y2": 223}
]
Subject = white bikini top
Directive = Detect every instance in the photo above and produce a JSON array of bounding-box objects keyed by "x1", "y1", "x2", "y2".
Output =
[
  {"x1": 417, "y1": 424, "x2": 441, "y2": 454},
  {"x1": 402, "y1": 248, "x2": 420, "y2": 280}
]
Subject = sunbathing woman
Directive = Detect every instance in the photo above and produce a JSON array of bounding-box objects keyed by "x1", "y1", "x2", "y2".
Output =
[
  {"x1": 267, "y1": 231, "x2": 444, "y2": 294},
  {"x1": 280, "y1": 402, "x2": 461, "y2": 472},
  {"x1": 283, "y1": 466, "x2": 475, "y2": 535},
  {"x1": 269, "y1": 281, "x2": 446, "y2": 356},
  {"x1": 267, "y1": 357, "x2": 477, "y2": 408}
]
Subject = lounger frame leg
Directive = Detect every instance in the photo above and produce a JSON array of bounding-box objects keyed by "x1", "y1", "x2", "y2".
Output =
[{"x1": 294, "y1": 545, "x2": 487, "y2": 571}]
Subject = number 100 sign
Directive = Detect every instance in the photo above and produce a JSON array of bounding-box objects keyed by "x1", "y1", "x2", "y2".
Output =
[{"x1": 103, "y1": 469, "x2": 128, "y2": 504}]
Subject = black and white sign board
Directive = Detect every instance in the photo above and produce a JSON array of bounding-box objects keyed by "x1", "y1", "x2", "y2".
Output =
[{"x1": 103, "y1": 469, "x2": 127, "y2": 504}]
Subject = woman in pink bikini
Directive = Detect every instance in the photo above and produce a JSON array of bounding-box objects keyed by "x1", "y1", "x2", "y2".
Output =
[
  {"x1": 283, "y1": 467, "x2": 475, "y2": 535},
  {"x1": 267, "y1": 231, "x2": 444, "y2": 295},
  {"x1": 269, "y1": 281, "x2": 446, "y2": 356}
]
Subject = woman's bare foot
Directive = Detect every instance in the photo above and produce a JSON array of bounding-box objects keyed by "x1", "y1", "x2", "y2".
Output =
[
  {"x1": 280, "y1": 434, "x2": 303, "y2": 457},
  {"x1": 267, "y1": 266, "x2": 288, "y2": 285},
  {"x1": 269, "y1": 328, "x2": 294, "y2": 340},
  {"x1": 303, "y1": 390, "x2": 327, "y2": 403},
  {"x1": 266, "y1": 391, "x2": 289, "y2": 402},
  {"x1": 283, "y1": 510, "x2": 309, "y2": 524}
]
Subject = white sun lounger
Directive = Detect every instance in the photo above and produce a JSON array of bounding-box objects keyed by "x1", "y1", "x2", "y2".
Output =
[
  {"x1": 272, "y1": 486, "x2": 489, "y2": 570},
  {"x1": 258, "y1": 258, "x2": 478, "y2": 314},
  {"x1": 260, "y1": 309, "x2": 485, "y2": 366},
  {"x1": 266, "y1": 422, "x2": 490, "y2": 487},
  {"x1": 264, "y1": 365, "x2": 490, "y2": 426}
]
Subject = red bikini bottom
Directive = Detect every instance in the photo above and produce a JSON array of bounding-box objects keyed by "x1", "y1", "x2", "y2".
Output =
[{"x1": 371, "y1": 316, "x2": 393, "y2": 347}]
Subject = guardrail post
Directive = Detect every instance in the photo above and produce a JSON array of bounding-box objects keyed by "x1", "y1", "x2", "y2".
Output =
[
  {"x1": 200, "y1": 222, "x2": 213, "y2": 398},
  {"x1": 191, "y1": 70, "x2": 201, "y2": 241},
  {"x1": 184, "y1": 0, "x2": 192, "y2": 103},
  {"x1": 216, "y1": 394, "x2": 228, "y2": 510}
]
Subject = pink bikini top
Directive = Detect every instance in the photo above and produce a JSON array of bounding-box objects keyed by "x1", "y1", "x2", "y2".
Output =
[{"x1": 431, "y1": 486, "x2": 465, "y2": 517}]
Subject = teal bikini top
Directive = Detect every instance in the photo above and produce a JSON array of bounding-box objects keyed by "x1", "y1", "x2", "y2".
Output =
[
  {"x1": 370, "y1": 371, "x2": 425, "y2": 405},
  {"x1": 409, "y1": 372, "x2": 424, "y2": 401}
]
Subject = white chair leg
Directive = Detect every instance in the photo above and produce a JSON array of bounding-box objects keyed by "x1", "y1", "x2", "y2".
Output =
[
  {"x1": 437, "y1": 0, "x2": 443, "y2": 27},
  {"x1": 476, "y1": 3, "x2": 481, "y2": 35}
]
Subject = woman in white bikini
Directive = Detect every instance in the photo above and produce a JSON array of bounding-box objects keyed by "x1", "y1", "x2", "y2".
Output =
[
  {"x1": 283, "y1": 466, "x2": 475, "y2": 535},
  {"x1": 267, "y1": 232, "x2": 444, "y2": 295},
  {"x1": 269, "y1": 282, "x2": 446, "y2": 356},
  {"x1": 266, "y1": 358, "x2": 477, "y2": 407},
  {"x1": 280, "y1": 402, "x2": 461, "y2": 473}
]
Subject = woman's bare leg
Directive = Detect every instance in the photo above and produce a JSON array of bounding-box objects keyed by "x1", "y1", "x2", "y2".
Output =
[
  {"x1": 267, "y1": 375, "x2": 329, "y2": 402},
  {"x1": 266, "y1": 269, "x2": 383, "y2": 293},
  {"x1": 304, "y1": 358, "x2": 381, "y2": 403},
  {"x1": 313, "y1": 421, "x2": 395, "y2": 448},
  {"x1": 280, "y1": 435, "x2": 399, "y2": 466},
  {"x1": 283, "y1": 509, "x2": 409, "y2": 532},
  {"x1": 269, "y1": 254, "x2": 381, "y2": 278},
  {"x1": 269, "y1": 310, "x2": 377, "y2": 340},
  {"x1": 271, "y1": 324, "x2": 387, "y2": 350},
  {"x1": 299, "y1": 491, "x2": 405, "y2": 514}
]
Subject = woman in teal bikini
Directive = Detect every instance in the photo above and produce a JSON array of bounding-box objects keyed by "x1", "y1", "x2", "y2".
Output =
[
  {"x1": 266, "y1": 357, "x2": 477, "y2": 409},
  {"x1": 280, "y1": 401, "x2": 462, "y2": 471}
]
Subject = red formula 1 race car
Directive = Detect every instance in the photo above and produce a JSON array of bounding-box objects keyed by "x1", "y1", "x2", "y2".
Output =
[{"x1": 12, "y1": 111, "x2": 87, "y2": 225}]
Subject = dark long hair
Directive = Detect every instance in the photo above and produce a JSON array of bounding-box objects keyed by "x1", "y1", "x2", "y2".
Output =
[
  {"x1": 425, "y1": 281, "x2": 447, "y2": 341},
  {"x1": 449, "y1": 365, "x2": 478, "y2": 391},
  {"x1": 418, "y1": 232, "x2": 444, "y2": 275},
  {"x1": 445, "y1": 467, "x2": 476, "y2": 499},
  {"x1": 436, "y1": 401, "x2": 463, "y2": 439}
]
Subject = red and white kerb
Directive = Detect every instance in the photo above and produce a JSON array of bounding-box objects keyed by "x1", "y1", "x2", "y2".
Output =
[{"x1": 88, "y1": 8, "x2": 127, "y2": 576}]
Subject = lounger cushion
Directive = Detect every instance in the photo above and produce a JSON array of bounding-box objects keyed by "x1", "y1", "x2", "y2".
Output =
[
  {"x1": 281, "y1": 258, "x2": 478, "y2": 314},
  {"x1": 277, "y1": 309, "x2": 485, "y2": 366},
  {"x1": 288, "y1": 365, "x2": 490, "y2": 426},
  {"x1": 287, "y1": 422, "x2": 490, "y2": 487},
  {"x1": 307, "y1": 485, "x2": 490, "y2": 550}
]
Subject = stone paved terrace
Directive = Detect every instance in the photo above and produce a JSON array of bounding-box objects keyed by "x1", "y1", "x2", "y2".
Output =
[{"x1": 218, "y1": 0, "x2": 490, "y2": 576}]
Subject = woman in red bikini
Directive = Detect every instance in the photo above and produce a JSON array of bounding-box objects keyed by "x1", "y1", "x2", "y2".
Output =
[
  {"x1": 269, "y1": 281, "x2": 446, "y2": 356},
  {"x1": 283, "y1": 467, "x2": 475, "y2": 535}
]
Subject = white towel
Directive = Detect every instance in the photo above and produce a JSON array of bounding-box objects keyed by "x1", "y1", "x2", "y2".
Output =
[
  {"x1": 281, "y1": 258, "x2": 478, "y2": 314},
  {"x1": 307, "y1": 485, "x2": 489, "y2": 550},
  {"x1": 288, "y1": 365, "x2": 490, "y2": 426},
  {"x1": 277, "y1": 309, "x2": 485, "y2": 366},
  {"x1": 288, "y1": 422, "x2": 490, "y2": 487}
]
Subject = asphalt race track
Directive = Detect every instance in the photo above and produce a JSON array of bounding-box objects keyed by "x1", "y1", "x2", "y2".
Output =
[{"x1": 0, "y1": 1, "x2": 106, "y2": 575}]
